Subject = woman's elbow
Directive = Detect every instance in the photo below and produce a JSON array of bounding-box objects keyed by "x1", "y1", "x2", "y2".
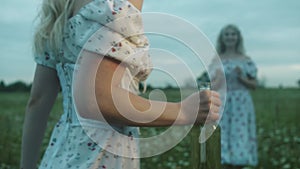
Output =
[
  {"x1": 26, "y1": 95, "x2": 41, "y2": 112},
  {"x1": 249, "y1": 80, "x2": 257, "y2": 90}
]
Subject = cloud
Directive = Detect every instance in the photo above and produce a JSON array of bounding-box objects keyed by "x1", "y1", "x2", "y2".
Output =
[
  {"x1": 258, "y1": 64, "x2": 300, "y2": 87},
  {"x1": 1, "y1": 0, "x2": 40, "y2": 23},
  {"x1": 143, "y1": 0, "x2": 300, "y2": 87},
  {"x1": 1, "y1": 0, "x2": 299, "y2": 87},
  {"x1": 290, "y1": 64, "x2": 300, "y2": 71}
]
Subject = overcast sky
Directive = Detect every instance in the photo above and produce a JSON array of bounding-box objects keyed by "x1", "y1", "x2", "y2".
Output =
[{"x1": 0, "y1": 0, "x2": 299, "y2": 87}]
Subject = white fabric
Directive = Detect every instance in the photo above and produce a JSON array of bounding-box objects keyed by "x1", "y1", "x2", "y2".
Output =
[{"x1": 35, "y1": 0, "x2": 151, "y2": 168}]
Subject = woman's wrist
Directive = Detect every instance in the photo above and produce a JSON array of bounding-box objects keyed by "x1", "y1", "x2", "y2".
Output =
[
  {"x1": 238, "y1": 75, "x2": 256, "y2": 89},
  {"x1": 175, "y1": 102, "x2": 191, "y2": 125}
]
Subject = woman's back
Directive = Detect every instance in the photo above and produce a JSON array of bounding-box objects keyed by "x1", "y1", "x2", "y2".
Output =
[{"x1": 35, "y1": 0, "x2": 149, "y2": 168}]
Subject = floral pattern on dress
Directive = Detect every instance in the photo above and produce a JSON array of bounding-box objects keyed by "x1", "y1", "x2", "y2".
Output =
[
  {"x1": 219, "y1": 58, "x2": 258, "y2": 166},
  {"x1": 34, "y1": 0, "x2": 151, "y2": 168}
]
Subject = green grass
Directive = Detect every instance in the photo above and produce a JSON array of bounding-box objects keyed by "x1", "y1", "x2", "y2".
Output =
[
  {"x1": 0, "y1": 88, "x2": 299, "y2": 169},
  {"x1": 0, "y1": 92, "x2": 62, "y2": 169},
  {"x1": 252, "y1": 88, "x2": 300, "y2": 169}
]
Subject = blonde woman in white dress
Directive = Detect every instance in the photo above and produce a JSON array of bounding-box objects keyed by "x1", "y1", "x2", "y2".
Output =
[{"x1": 20, "y1": 0, "x2": 221, "y2": 168}]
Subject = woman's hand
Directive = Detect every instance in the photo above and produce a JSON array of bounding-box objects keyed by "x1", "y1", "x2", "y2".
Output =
[
  {"x1": 234, "y1": 66, "x2": 257, "y2": 89},
  {"x1": 180, "y1": 90, "x2": 221, "y2": 125}
]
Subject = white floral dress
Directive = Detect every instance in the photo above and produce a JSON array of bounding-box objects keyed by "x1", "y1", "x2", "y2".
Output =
[
  {"x1": 34, "y1": 0, "x2": 151, "y2": 168},
  {"x1": 219, "y1": 58, "x2": 258, "y2": 166}
]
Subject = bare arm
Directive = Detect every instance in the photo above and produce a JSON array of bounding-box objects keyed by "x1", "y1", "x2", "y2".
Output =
[
  {"x1": 72, "y1": 0, "x2": 144, "y2": 17},
  {"x1": 238, "y1": 76, "x2": 257, "y2": 89},
  {"x1": 74, "y1": 51, "x2": 221, "y2": 126},
  {"x1": 235, "y1": 66, "x2": 257, "y2": 89},
  {"x1": 128, "y1": 0, "x2": 144, "y2": 11},
  {"x1": 20, "y1": 65, "x2": 60, "y2": 168}
]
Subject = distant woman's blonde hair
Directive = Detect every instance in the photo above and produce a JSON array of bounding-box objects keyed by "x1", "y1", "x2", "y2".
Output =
[
  {"x1": 216, "y1": 24, "x2": 245, "y2": 55},
  {"x1": 33, "y1": 0, "x2": 74, "y2": 56}
]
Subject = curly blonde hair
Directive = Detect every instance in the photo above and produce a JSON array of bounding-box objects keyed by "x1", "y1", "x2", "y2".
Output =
[
  {"x1": 33, "y1": 0, "x2": 74, "y2": 56},
  {"x1": 216, "y1": 24, "x2": 245, "y2": 55}
]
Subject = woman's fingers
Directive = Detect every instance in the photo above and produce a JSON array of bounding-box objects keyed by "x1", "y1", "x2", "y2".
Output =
[
  {"x1": 206, "y1": 112, "x2": 220, "y2": 122},
  {"x1": 198, "y1": 90, "x2": 221, "y2": 123},
  {"x1": 199, "y1": 90, "x2": 221, "y2": 109},
  {"x1": 185, "y1": 90, "x2": 222, "y2": 125}
]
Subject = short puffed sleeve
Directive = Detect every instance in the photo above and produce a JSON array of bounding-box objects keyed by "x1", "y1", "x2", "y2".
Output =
[
  {"x1": 244, "y1": 58, "x2": 257, "y2": 79},
  {"x1": 34, "y1": 51, "x2": 57, "y2": 69},
  {"x1": 64, "y1": 0, "x2": 151, "y2": 81}
]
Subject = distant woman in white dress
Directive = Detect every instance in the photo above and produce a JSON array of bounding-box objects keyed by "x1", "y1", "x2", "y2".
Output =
[
  {"x1": 214, "y1": 24, "x2": 258, "y2": 169},
  {"x1": 20, "y1": 0, "x2": 221, "y2": 168}
]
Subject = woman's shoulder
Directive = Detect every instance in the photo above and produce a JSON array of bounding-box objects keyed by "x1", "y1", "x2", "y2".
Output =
[
  {"x1": 68, "y1": 0, "x2": 141, "y2": 25},
  {"x1": 71, "y1": 0, "x2": 93, "y2": 18},
  {"x1": 243, "y1": 55, "x2": 251, "y2": 59},
  {"x1": 239, "y1": 55, "x2": 253, "y2": 62},
  {"x1": 240, "y1": 55, "x2": 257, "y2": 69}
]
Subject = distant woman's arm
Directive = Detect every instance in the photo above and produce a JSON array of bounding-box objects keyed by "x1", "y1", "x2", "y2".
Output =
[
  {"x1": 238, "y1": 75, "x2": 257, "y2": 89},
  {"x1": 235, "y1": 66, "x2": 257, "y2": 89}
]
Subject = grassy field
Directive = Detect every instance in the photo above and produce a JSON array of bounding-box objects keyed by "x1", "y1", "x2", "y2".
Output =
[{"x1": 0, "y1": 88, "x2": 299, "y2": 169}]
